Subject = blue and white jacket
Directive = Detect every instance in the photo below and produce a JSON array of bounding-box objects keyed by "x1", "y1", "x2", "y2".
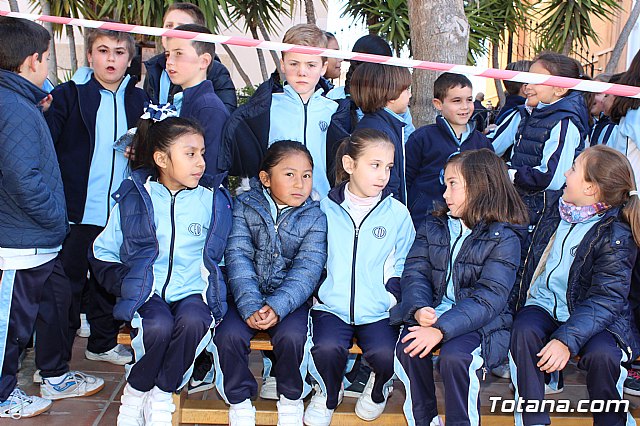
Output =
[
  {"x1": 89, "y1": 169, "x2": 233, "y2": 322},
  {"x1": 225, "y1": 178, "x2": 327, "y2": 321},
  {"x1": 314, "y1": 183, "x2": 416, "y2": 325},
  {"x1": 45, "y1": 67, "x2": 148, "y2": 226},
  {"x1": 590, "y1": 114, "x2": 617, "y2": 147},
  {"x1": 610, "y1": 107, "x2": 640, "y2": 190}
]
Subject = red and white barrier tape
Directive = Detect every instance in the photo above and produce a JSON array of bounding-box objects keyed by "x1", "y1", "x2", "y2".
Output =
[{"x1": 2, "y1": 10, "x2": 639, "y2": 99}]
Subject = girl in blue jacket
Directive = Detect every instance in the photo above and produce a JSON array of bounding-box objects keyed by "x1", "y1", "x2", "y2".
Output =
[
  {"x1": 304, "y1": 129, "x2": 416, "y2": 426},
  {"x1": 510, "y1": 145, "x2": 640, "y2": 426},
  {"x1": 89, "y1": 112, "x2": 233, "y2": 426},
  {"x1": 392, "y1": 149, "x2": 528, "y2": 426},
  {"x1": 211, "y1": 141, "x2": 327, "y2": 426}
]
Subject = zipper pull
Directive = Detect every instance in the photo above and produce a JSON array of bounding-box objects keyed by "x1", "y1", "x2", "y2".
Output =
[
  {"x1": 355, "y1": 228, "x2": 360, "y2": 238},
  {"x1": 517, "y1": 134, "x2": 522, "y2": 147},
  {"x1": 482, "y1": 367, "x2": 487, "y2": 381}
]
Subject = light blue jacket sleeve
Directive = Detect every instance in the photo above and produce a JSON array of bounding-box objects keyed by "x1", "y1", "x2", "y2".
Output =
[
  {"x1": 92, "y1": 204, "x2": 123, "y2": 263},
  {"x1": 488, "y1": 109, "x2": 521, "y2": 157},
  {"x1": 392, "y1": 209, "x2": 417, "y2": 278}
]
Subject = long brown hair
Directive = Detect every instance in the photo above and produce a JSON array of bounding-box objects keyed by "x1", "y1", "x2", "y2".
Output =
[
  {"x1": 435, "y1": 149, "x2": 528, "y2": 229},
  {"x1": 580, "y1": 145, "x2": 640, "y2": 246}
]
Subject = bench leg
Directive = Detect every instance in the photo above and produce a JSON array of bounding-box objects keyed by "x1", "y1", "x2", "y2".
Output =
[{"x1": 172, "y1": 389, "x2": 185, "y2": 426}]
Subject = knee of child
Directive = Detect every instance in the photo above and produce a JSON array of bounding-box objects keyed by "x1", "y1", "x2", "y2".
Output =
[
  {"x1": 272, "y1": 328, "x2": 307, "y2": 350},
  {"x1": 175, "y1": 311, "x2": 211, "y2": 333},
  {"x1": 141, "y1": 316, "x2": 174, "y2": 340},
  {"x1": 311, "y1": 339, "x2": 348, "y2": 360},
  {"x1": 438, "y1": 348, "x2": 471, "y2": 371},
  {"x1": 580, "y1": 346, "x2": 620, "y2": 370}
]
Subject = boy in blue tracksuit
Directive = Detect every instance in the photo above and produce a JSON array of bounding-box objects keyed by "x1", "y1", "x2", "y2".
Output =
[
  {"x1": 0, "y1": 17, "x2": 103, "y2": 418},
  {"x1": 143, "y1": 2, "x2": 236, "y2": 113},
  {"x1": 164, "y1": 24, "x2": 230, "y2": 176},
  {"x1": 45, "y1": 28, "x2": 148, "y2": 367},
  {"x1": 219, "y1": 24, "x2": 352, "y2": 199},
  {"x1": 405, "y1": 73, "x2": 493, "y2": 227}
]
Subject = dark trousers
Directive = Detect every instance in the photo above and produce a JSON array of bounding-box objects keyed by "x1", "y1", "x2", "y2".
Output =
[
  {"x1": 212, "y1": 300, "x2": 310, "y2": 404},
  {"x1": 127, "y1": 294, "x2": 213, "y2": 393},
  {"x1": 0, "y1": 258, "x2": 69, "y2": 400},
  {"x1": 309, "y1": 310, "x2": 399, "y2": 410},
  {"x1": 510, "y1": 305, "x2": 633, "y2": 426},
  {"x1": 56, "y1": 224, "x2": 120, "y2": 358},
  {"x1": 395, "y1": 327, "x2": 483, "y2": 426}
]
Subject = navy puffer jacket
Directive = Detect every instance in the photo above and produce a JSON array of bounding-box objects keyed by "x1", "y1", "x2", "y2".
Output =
[
  {"x1": 512, "y1": 190, "x2": 640, "y2": 359},
  {"x1": 225, "y1": 178, "x2": 327, "y2": 321},
  {"x1": 390, "y1": 214, "x2": 522, "y2": 369},
  {"x1": 0, "y1": 70, "x2": 68, "y2": 248},
  {"x1": 89, "y1": 169, "x2": 233, "y2": 322}
]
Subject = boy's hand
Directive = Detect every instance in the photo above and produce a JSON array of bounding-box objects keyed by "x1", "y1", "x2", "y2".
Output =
[
  {"x1": 246, "y1": 311, "x2": 264, "y2": 330},
  {"x1": 39, "y1": 94, "x2": 53, "y2": 113},
  {"x1": 401, "y1": 326, "x2": 443, "y2": 358},
  {"x1": 256, "y1": 305, "x2": 279, "y2": 329},
  {"x1": 124, "y1": 146, "x2": 135, "y2": 160},
  {"x1": 537, "y1": 339, "x2": 570, "y2": 373},
  {"x1": 414, "y1": 307, "x2": 437, "y2": 327}
]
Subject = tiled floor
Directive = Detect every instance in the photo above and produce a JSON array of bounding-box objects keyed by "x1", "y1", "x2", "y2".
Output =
[{"x1": 12, "y1": 336, "x2": 640, "y2": 425}]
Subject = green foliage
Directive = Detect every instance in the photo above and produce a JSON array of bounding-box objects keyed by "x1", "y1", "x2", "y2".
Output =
[
  {"x1": 30, "y1": 0, "x2": 97, "y2": 36},
  {"x1": 226, "y1": 0, "x2": 290, "y2": 35},
  {"x1": 535, "y1": 0, "x2": 622, "y2": 53},
  {"x1": 341, "y1": 0, "x2": 410, "y2": 55},
  {"x1": 237, "y1": 84, "x2": 258, "y2": 106}
]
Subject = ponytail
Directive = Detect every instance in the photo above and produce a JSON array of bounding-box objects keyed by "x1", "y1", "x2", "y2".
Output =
[
  {"x1": 581, "y1": 145, "x2": 640, "y2": 246},
  {"x1": 129, "y1": 115, "x2": 203, "y2": 177}
]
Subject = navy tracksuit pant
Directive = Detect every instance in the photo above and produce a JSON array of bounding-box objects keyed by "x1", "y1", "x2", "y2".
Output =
[
  {"x1": 510, "y1": 305, "x2": 634, "y2": 426},
  {"x1": 127, "y1": 294, "x2": 213, "y2": 393},
  {"x1": 395, "y1": 327, "x2": 484, "y2": 426},
  {"x1": 211, "y1": 300, "x2": 310, "y2": 404},
  {"x1": 0, "y1": 258, "x2": 69, "y2": 401},
  {"x1": 55, "y1": 224, "x2": 121, "y2": 358},
  {"x1": 308, "y1": 310, "x2": 399, "y2": 410}
]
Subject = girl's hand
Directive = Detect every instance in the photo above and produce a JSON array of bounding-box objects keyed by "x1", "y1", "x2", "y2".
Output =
[
  {"x1": 401, "y1": 326, "x2": 443, "y2": 358},
  {"x1": 246, "y1": 311, "x2": 263, "y2": 330},
  {"x1": 414, "y1": 307, "x2": 437, "y2": 327},
  {"x1": 124, "y1": 146, "x2": 136, "y2": 160},
  {"x1": 537, "y1": 339, "x2": 570, "y2": 373},
  {"x1": 39, "y1": 94, "x2": 53, "y2": 112},
  {"x1": 256, "y1": 305, "x2": 279, "y2": 329}
]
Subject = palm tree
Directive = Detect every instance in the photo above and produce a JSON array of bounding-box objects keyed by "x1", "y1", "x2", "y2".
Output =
[
  {"x1": 8, "y1": 0, "x2": 19, "y2": 12},
  {"x1": 535, "y1": 0, "x2": 622, "y2": 55},
  {"x1": 606, "y1": 0, "x2": 640, "y2": 73}
]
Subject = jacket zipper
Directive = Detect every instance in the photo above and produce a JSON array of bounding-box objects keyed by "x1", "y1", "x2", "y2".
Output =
[
  {"x1": 161, "y1": 189, "x2": 183, "y2": 300},
  {"x1": 337, "y1": 198, "x2": 385, "y2": 325},
  {"x1": 106, "y1": 93, "x2": 118, "y2": 220},
  {"x1": 444, "y1": 226, "x2": 464, "y2": 297},
  {"x1": 302, "y1": 101, "x2": 309, "y2": 146},
  {"x1": 544, "y1": 223, "x2": 576, "y2": 320}
]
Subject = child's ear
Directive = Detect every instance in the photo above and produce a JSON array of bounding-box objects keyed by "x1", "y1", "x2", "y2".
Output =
[
  {"x1": 321, "y1": 59, "x2": 328, "y2": 76},
  {"x1": 432, "y1": 98, "x2": 443, "y2": 111},
  {"x1": 154, "y1": 151, "x2": 169, "y2": 170},
  {"x1": 259, "y1": 170, "x2": 271, "y2": 188},
  {"x1": 342, "y1": 155, "x2": 355, "y2": 175},
  {"x1": 200, "y1": 53, "x2": 212, "y2": 71},
  {"x1": 554, "y1": 87, "x2": 569, "y2": 98},
  {"x1": 584, "y1": 182, "x2": 599, "y2": 198}
]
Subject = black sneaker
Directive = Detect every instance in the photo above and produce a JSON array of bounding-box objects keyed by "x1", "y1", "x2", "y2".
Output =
[
  {"x1": 624, "y1": 367, "x2": 640, "y2": 396},
  {"x1": 188, "y1": 351, "x2": 214, "y2": 395},
  {"x1": 344, "y1": 365, "x2": 372, "y2": 398}
]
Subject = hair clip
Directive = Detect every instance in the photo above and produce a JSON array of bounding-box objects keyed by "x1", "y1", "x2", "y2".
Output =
[
  {"x1": 140, "y1": 102, "x2": 178, "y2": 122},
  {"x1": 630, "y1": 190, "x2": 639, "y2": 197}
]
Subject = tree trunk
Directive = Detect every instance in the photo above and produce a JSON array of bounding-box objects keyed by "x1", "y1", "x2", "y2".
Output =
[
  {"x1": 304, "y1": 0, "x2": 316, "y2": 25},
  {"x1": 8, "y1": 0, "x2": 19, "y2": 12},
  {"x1": 492, "y1": 42, "x2": 505, "y2": 108},
  {"x1": 39, "y1": 0, "x2": 59, "y2": 84},
  {"x1": 257, "y1": 18, "x2": 283, "y2": 81},
  {"x1": 407, "y1": 0, "x2": 469, "y2": 127},
  {"x1": 562, "y1": 33, "x2": 574, "y2": 55},
  {"x1": 249, "y1": 25, "x2": 269, "y2": 82},
  {"x1": 66, "y1": 25, "x2": 78, "y2": 75},
  {"x1": 221, "y1": 44, "x2": 253, "y2": 88},
  {"x1": 606, "y1": 0, "x2": 640, "y2": 73}
]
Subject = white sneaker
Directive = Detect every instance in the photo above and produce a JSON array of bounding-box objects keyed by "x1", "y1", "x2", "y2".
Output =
[
  {"x1": 76, "y1": 313, "x2": 91, "y2": 338},
  {"x1": 491, "y1": 363, "x2": 511, "y2": 379},
  {"x1": 33, "y1": 369, "x2": 42, "y2": 383},
  {"x1": 40, "y1": 371, "x2": 105, "y2": 400},
  {"x1": 277, "y1": 395, "x2": 303, "y2": 426},
  {"x1": 303, "y1": 385, "x2": 342, "y2": 426},
  {"x1": 143, "y1": 386, "x2": 175, "y2": 426},
  {"x1": 85, "y1": 344, "x2": 133, "y2": 365},
  {"x1": 0, "y1": 387, "x2": 52, "y2": 419},
  {"x1": 117, "y1": 383, "x2": 147, "y2": 426},
  {"x1": 259, "y1": 376, "x2": 278, "y2": 400},
  {"x1": 354, "y1": 372, "x2": 389, "y2": 421},
  {"x1": 229, "y1": 399, "x2": 256, "y2": 426},
  {"x1": 430, "y1": 415, "x2": 444, "y2": 426}
]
